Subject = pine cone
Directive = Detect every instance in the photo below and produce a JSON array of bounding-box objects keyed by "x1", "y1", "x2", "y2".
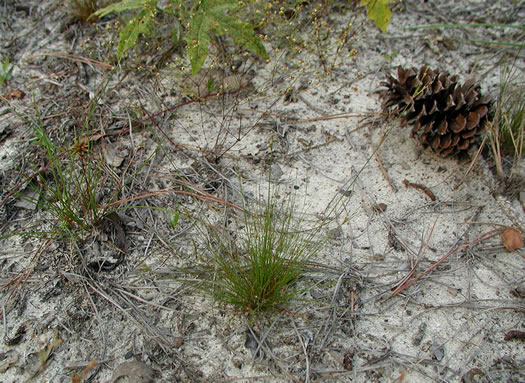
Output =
[{"x1": 381, "y1": 66, "x2": 492, "y2": 157}]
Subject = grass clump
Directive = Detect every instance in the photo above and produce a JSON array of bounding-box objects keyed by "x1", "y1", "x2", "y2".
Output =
[
  {"x1": 487, "y1": 63, "x2": 524, "y2": 183},
  {"x1": 196, "y1": 184, "x2": 328, "y2": 316},
  {"x1": 8, "y1": 98, "x2": 122, "y2": 242},
  {"x1": 31, "y1": 127, "x2": 114, "y2": 238}
]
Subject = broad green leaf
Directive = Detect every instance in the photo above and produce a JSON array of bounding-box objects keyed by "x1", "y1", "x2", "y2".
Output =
[
  {"x1": 93, "y1": 0, "x2": 146, "y2": 19},
  {"x1": 184, "y1": 12, "x2": 212, "y2": 75},
  {"x1": 170, "y1": 211, "x2": 180, "y2": 229},
  {"x1": 361, "y1": 0, "x2": 391, "y2": 33},
  {"x1": 215, "y1": 14, "x2": 268, "y2": 60},
  {"x1": 117, "y1": 9, "x2": 154, "y2": 58},
  {"x1": 0, "y1": 56, "x2": 13, "y2": 87},
  {"x1": 184, "y1": 0, "x2": 268, "y2": 75},
  {"x1": 172, "y1": 19, "x2": 182, "y2": 47}
]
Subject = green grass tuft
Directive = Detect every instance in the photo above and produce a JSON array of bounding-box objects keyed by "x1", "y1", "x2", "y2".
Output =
[
  {"x1": 195, "y1": 183, "x2": 328, "y2": 316},
  {"x1": 488, "y1": 62, "x2": 524, "y2": 182},
  {"x1": 31, "y1": 127, "x2": 111, "y2": 237},
  {"x1": 8, "y1": 92, "x2": 122, "y2": 242}
]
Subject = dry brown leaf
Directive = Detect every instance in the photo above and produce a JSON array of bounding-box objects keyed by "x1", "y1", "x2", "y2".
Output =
[
  {"x1": 71, "y1": 361, "x2": 97, "y2": 383},
  {"x1": 103, "y1": 142, "x2": 125, "y2": 168},
  {"x1": 2, "y1": 89, "x2": 26, "y2": 100},
  {"x1": 501, "y1": 228, "x2": 523, "y2": 251},
  {"x1": 76, "y1": 133, "x2": 104, "y2": 146},
  {"x1": 461, "y1": 368, "x2": 485, "y2": 383},
  {"x1": 504, "y1": 330, "x2": 525, "y2": 341}
]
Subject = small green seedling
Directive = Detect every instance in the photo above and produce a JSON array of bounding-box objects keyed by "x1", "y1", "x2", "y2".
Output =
[
  {"x1": 0, "y1": 56, "x2": 14, "y2": 87},
  {"x1": 170, "y1": 211, "x2": 180, "y2": 229}
]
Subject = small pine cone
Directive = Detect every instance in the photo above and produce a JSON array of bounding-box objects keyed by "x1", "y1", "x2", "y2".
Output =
[{"x1": 380, "y1": 66, "x2": 492, "y2": 157}]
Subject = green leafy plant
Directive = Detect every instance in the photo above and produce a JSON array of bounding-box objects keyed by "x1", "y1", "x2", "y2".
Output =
[
  {"x1": 0, "y1": 56, "x2": 14, "y2": 87},
  {"x1": 361, "y1": 0, "x2": 392, "y2": 33},
  {"x1": 183, "y1": 0, "x2": 268, "y2": 74},
  {"x1": 94, "y1": 0, "x2": 158, "y2": 59},
  {"x1": 192, "y1": 181, "x2": 333, "y2": 316},
  {"x1": 93, "y1": 0, "x2": 268, "y2": 74}
]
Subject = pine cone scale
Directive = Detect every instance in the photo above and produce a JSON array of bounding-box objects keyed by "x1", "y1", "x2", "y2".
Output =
[{"x1": 437, "y1": 120, "x2": 448, "y2": 135}]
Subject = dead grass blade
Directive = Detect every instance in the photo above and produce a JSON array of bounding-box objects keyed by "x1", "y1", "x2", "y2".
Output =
[{"x1": 25, "y1": 52, "x2": 114, "y2": 70}]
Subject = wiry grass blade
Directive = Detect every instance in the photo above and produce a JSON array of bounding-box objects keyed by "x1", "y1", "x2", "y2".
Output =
[{"x1": 191, "y1": 181, "x2": 330, "y2": 317}]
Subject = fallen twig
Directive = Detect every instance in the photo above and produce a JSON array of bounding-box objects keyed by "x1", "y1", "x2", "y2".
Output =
[
  {"x1": 389, "y1": 228, "x2": 501, "y2": 298},
  {"x1": 402, "y1": 179, "x2": 436, "y2": 201},
  {"x1": 98, "y1": 186, "x2": 243, "y2": 212}
]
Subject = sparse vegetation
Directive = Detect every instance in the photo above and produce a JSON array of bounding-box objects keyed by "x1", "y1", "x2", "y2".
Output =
[
  {"x1": 30, "y1": 125, "x2": 116, "y2": 239},
  {"x1": 1, "y1": 0, "x2": 525, "y2": 382},
  {"x1": 90, "y1": 0, "x2": 392, "y2": 75},
  {"x1": 7, "y1": 95, "x2": 123, "y2": 243}
]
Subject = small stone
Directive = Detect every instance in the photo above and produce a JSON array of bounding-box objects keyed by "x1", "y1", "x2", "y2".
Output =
[
  {"x1": 343, "y1": 349, "x2": 354, "y2": 371},
  {"x1": 270, "y1": 164, "x2": 283, "y2": 182},
  {"x1": 111, "y1": 361, "x2": 156, "y2": 383},
  {"x1": 431, "y1": 343, "x2": 445, "y2": 361}
]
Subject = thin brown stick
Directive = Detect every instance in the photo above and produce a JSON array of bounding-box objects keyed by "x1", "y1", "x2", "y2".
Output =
[
  {"x1": 402, "y1": 179, "x2": 436, "y2": 201},
  {"x1": 455, "y1": 134, "x2": 488, "y2": 190},
  {"x1": 385, "y1": 217, "x2": 438, "y2": 302},
  {"x1": 373, "y1": 140, "x2": 397, "y2": 192},
  {"x1": 390, "y1": 228, "x2": 501, "y2": 298},
  {"x1": 98, "y1": 187, "x2": 243, "y2": 211}
]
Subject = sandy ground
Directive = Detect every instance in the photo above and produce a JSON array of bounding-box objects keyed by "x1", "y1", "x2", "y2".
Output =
[{"x1": 0, "y1": 0, "x2": 524, "y2": 382}]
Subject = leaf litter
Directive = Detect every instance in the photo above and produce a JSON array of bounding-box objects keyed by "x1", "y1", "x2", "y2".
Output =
[{"x1": 0, "y1": 0, "x2": 524, "y2": 382}]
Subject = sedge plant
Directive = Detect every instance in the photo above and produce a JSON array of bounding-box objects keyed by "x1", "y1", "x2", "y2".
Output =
[
  {"x1": 487, "y1": 63, "x2": 524, "y2": 183},
  {"x1": 13, "y1": 96, "x2": 121, "y2": 241},
  {"x1": 31, "y1": 127, "x2": 114, "y2": 238},
  {"x1": 193, "y1": 179, "x2": 333, "y2": 317}
]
